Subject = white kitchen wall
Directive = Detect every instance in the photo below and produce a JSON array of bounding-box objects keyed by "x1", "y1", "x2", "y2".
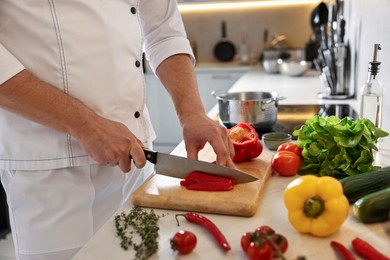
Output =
[
  {"x1": 180, "y1": 3, "x2": 317, "y2": 63},
  {"x1": 344, "y1": 0, "x2": 390, "y2": 134}
]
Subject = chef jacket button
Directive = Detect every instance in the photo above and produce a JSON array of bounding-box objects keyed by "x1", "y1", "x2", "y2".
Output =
[
  {"x1": 135, "y1": 60, "x2": 141, "y2": 68},
  {"x1": 130, "y1": 7, "x2": 137, "y2": 14},
  {"x1": 134, "y1": 111, "x2": 140, "y2": 118}
]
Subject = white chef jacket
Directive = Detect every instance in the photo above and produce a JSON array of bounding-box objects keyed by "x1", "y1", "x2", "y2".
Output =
[
  {"x1": 0, "y1": 0, "x2": 194, "y2": 258},
  {"x1": 0, "y1": 0, "x2": 194, "y2": 170}
]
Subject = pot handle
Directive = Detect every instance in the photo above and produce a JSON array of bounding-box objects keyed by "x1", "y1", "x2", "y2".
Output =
[
  {"x1": 261, "y1": 96, "x2": 287, "y2": 106},
  {"x1": 211, "y1": 90, "x2": 228, "y2": 98}
]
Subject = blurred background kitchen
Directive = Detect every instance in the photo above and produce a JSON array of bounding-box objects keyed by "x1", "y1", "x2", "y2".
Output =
[{"x1": 145, "y1": 0, "x2": 390, "y2": 153}]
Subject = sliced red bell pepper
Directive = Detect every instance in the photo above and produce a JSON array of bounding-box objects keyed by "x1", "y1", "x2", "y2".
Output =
[
  {"x1": 181, "y1": 171, "x2": 236, "y2": 185},
  {"x1": 180, "y1": 171, "x2": 236, "y2": 191},
  {"x1": 229, "y1": 122, "x2": 263, "y2": 162},
  {"x1": 184, "y1": 181, "x2": 234, "y2": 191}
]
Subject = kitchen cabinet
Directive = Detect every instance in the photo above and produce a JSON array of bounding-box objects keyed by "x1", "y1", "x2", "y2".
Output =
[
  {"x1": 144, "y1": 73, "x2": 181, "y2": 153},
  {"x1": 145, "y1": 67, "x2": 248, "y2": 153},
  {"x1": 196, "y1": 70, "x2": 245, "y2": 111}
]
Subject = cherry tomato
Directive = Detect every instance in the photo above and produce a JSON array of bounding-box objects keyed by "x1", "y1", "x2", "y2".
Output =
[
  {"x1": 272, "y1": 151, "x2": 301, "y2": 176},
  {"x1": 255, "y1": 225, "x2": 275, "y2": 236},
  {"x1": 170, "y1": 230, "x2": 197, "y2": 255},
  {"x1": 241, "y1": 231, "x2": 252, "y2": 252},
  {"x1": 272, "y1": 233, "x2": 288, "y2": 254},
  {"x1": 246, "y1": 240, "x2": 274, "y2": 260},
  {"x1": 277, "y1": 142, "x2": 303, "y2": 160}
]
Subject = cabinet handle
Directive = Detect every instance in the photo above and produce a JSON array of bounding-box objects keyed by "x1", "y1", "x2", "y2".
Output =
[{"x1": 212, "y1": 74, "x2": 232, "y2": 79}]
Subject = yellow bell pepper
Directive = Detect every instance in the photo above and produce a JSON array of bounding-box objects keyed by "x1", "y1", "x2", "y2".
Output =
[{"x1": 284, "y1": 175, "x2": 349, "y2": 237}]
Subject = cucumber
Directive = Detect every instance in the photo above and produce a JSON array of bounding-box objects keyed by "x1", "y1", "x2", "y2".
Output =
[
  {"x1": 353, "y1": 186, "x2": 390, "y2": 223},
  {"x1": 339, "y1": 166, "x2": 390, "y2": 203}
]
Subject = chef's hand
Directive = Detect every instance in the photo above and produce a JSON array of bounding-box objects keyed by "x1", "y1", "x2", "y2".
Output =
[
  {"x1": 75, "y1": 116, "x2": 147, "y2": 173},
  {"x1": 182, "y1": 114, "x2": 235, "y2": 168}
]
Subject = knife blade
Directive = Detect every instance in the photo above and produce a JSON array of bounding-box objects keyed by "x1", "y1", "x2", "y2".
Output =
[{"x1": 143, "y1": 149, "x2": 258, "y2": 184}]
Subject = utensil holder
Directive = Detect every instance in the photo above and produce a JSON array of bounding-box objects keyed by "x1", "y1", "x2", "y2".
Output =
[{"x1": 317, "y1": 43, "x2": 353, "y2": 99}]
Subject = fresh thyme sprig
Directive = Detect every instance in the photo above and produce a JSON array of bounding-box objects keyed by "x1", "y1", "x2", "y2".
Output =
[{"x1": 114, "y1": 206, "x2": 163, "y2": 260}]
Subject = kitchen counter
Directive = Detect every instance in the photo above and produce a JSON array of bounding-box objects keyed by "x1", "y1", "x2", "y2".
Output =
[
  {"x1": 207, "y1": 67, "x2": 358, "y2": 115},
  {"x1": 73, "y1": 67, "x2": 390, "y2": 260}
]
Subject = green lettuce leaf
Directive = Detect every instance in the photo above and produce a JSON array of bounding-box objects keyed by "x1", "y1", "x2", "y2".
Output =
[{"x1": 292, "y1": 115, "x2": 389, "y2": 178}]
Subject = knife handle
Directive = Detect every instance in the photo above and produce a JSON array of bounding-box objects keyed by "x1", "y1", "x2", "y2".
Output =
[{"x1": 143, "y1": 149, "x2": 158, "y2": 164}]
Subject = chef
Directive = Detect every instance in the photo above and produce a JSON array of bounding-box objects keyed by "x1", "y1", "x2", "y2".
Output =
[{"x1": 0, "y1": 1, "x2": 235, "y2": 259}]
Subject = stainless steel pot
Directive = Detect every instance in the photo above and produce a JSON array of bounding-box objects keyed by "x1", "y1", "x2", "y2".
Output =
[{"x1": 212, "y1": 91, "x2": 285, "y2": 129}]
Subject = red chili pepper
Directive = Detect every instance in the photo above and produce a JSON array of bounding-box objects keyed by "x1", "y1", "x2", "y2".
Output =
[
  {"x1": 228, "y1": 122, "x2": 263, "y2": 162},
  {"x1": 351, "y1": 237, "x2": 390, "y2": 260},
  {"x1": 175, "y1": 213, "x2": 231, "y2": 251},
  {"x1": 180, "y1": 171, "x2": 236, "y2": 191},
  {"x1": 330, "y1": 241, "x2": 357, "y2": 260}
]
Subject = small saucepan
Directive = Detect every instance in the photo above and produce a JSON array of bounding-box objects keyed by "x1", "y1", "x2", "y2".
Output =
[{"x1": 212, "y1": 91, "x2": 286, "y2": 130}]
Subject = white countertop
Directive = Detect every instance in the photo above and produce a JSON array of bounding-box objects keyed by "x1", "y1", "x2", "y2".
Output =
[{"x1": 73, "y1": 67, "x2": 390, "y2": 260}]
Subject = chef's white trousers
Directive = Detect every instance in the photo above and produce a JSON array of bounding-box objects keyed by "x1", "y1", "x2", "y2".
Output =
[{"x1": 0, "y1": 161, "x2": 153, "y2": 260}]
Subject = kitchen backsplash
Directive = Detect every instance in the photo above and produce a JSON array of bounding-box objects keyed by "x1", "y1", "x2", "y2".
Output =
[{"x1": 179, "y1": 2, "x2": 317, "y2": 63}]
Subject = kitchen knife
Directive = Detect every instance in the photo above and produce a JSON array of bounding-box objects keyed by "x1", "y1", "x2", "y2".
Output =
[{"x1": 143, "y1": 149, "x2": 258, "y2": 184}]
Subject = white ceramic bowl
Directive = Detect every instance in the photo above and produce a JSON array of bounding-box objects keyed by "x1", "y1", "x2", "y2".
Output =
[{"x1": 262, "y1": 132, "x2": 292, "y2": 150}]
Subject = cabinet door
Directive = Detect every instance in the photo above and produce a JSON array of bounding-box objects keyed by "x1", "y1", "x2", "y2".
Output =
[
  {"x1": 196, "y1": 71, "x2": 244, "y2": 112},
  {"x1": 145, "y1": 74, "x2": 182, "y2": 152}
]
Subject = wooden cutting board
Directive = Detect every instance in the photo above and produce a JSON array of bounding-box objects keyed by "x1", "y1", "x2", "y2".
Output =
[{"x1": 131, "y1": 143, "x2": 273, "y2": 217}]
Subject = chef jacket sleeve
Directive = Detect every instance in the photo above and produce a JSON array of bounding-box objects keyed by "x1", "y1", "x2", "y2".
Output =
[
  {"x1": 0, "y1": 43, "x2": 25, "y2": 85},
  {"x1": 140, "y1": 0, "x2": 195, "y2": 74}
]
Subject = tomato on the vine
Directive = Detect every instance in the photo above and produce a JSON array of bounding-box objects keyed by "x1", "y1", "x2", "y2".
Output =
[
  {"x1": 255, "y1": 225, "x2": 275, "y2": 236},
  {"x1": 246, "y1": 240, "x2": 274, "y2": 260},
  {"x1": 170, "y1": 230, "x2": 197, "y2": 255},
  {"x1": 241, "y1": 231, "x2": 252, "y2": 252},
  {"x1": 272, "y1": 150, "x2": 302, "y2": 176},
  {"x1": 241, "y1": 225, "x2": 289, "y2": 259},
  {"x1": 272, "y1": 233, "x2": 288, "y2": 254},
  {"x1": 277, "y1": 142, "x2": 303, "y2": 160}
]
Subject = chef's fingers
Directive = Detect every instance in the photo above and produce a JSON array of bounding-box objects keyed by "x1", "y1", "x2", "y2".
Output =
[
  {"x1": 129, "y1": 141, "x2": 147, "y2": 169},
  {"x1": 186, "y1": 144, "x2": 201, "y2": 161},
  {"x1": 109, "y1": 161, "x2": 118, "y2": 167},
  {"x1": 224, "y1": 137, "x2": 236, "y2": 169},
  {"x1": 224, "y1": 156, "x2": 236, "y2": 169},
  {"x1": 214, "y1": 148, "x2": 236, "y2": 168},
  {"x1": 118, "y1": 154, "x2": 132, "y2": 173},
  {"x1": 226, "y1": 131, "x2": 235, "y2": 158},
  {"x1": 209, "y1": 133, "x2": 236, "y2": 168}
]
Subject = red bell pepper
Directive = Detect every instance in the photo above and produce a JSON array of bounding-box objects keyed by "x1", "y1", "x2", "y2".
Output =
[
  {"x1": 180, "y1": 171, "x2": 236, "y2": 191},
  {"x1": 228, "y1": 122, "x2": 263, "y2": 162}
]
